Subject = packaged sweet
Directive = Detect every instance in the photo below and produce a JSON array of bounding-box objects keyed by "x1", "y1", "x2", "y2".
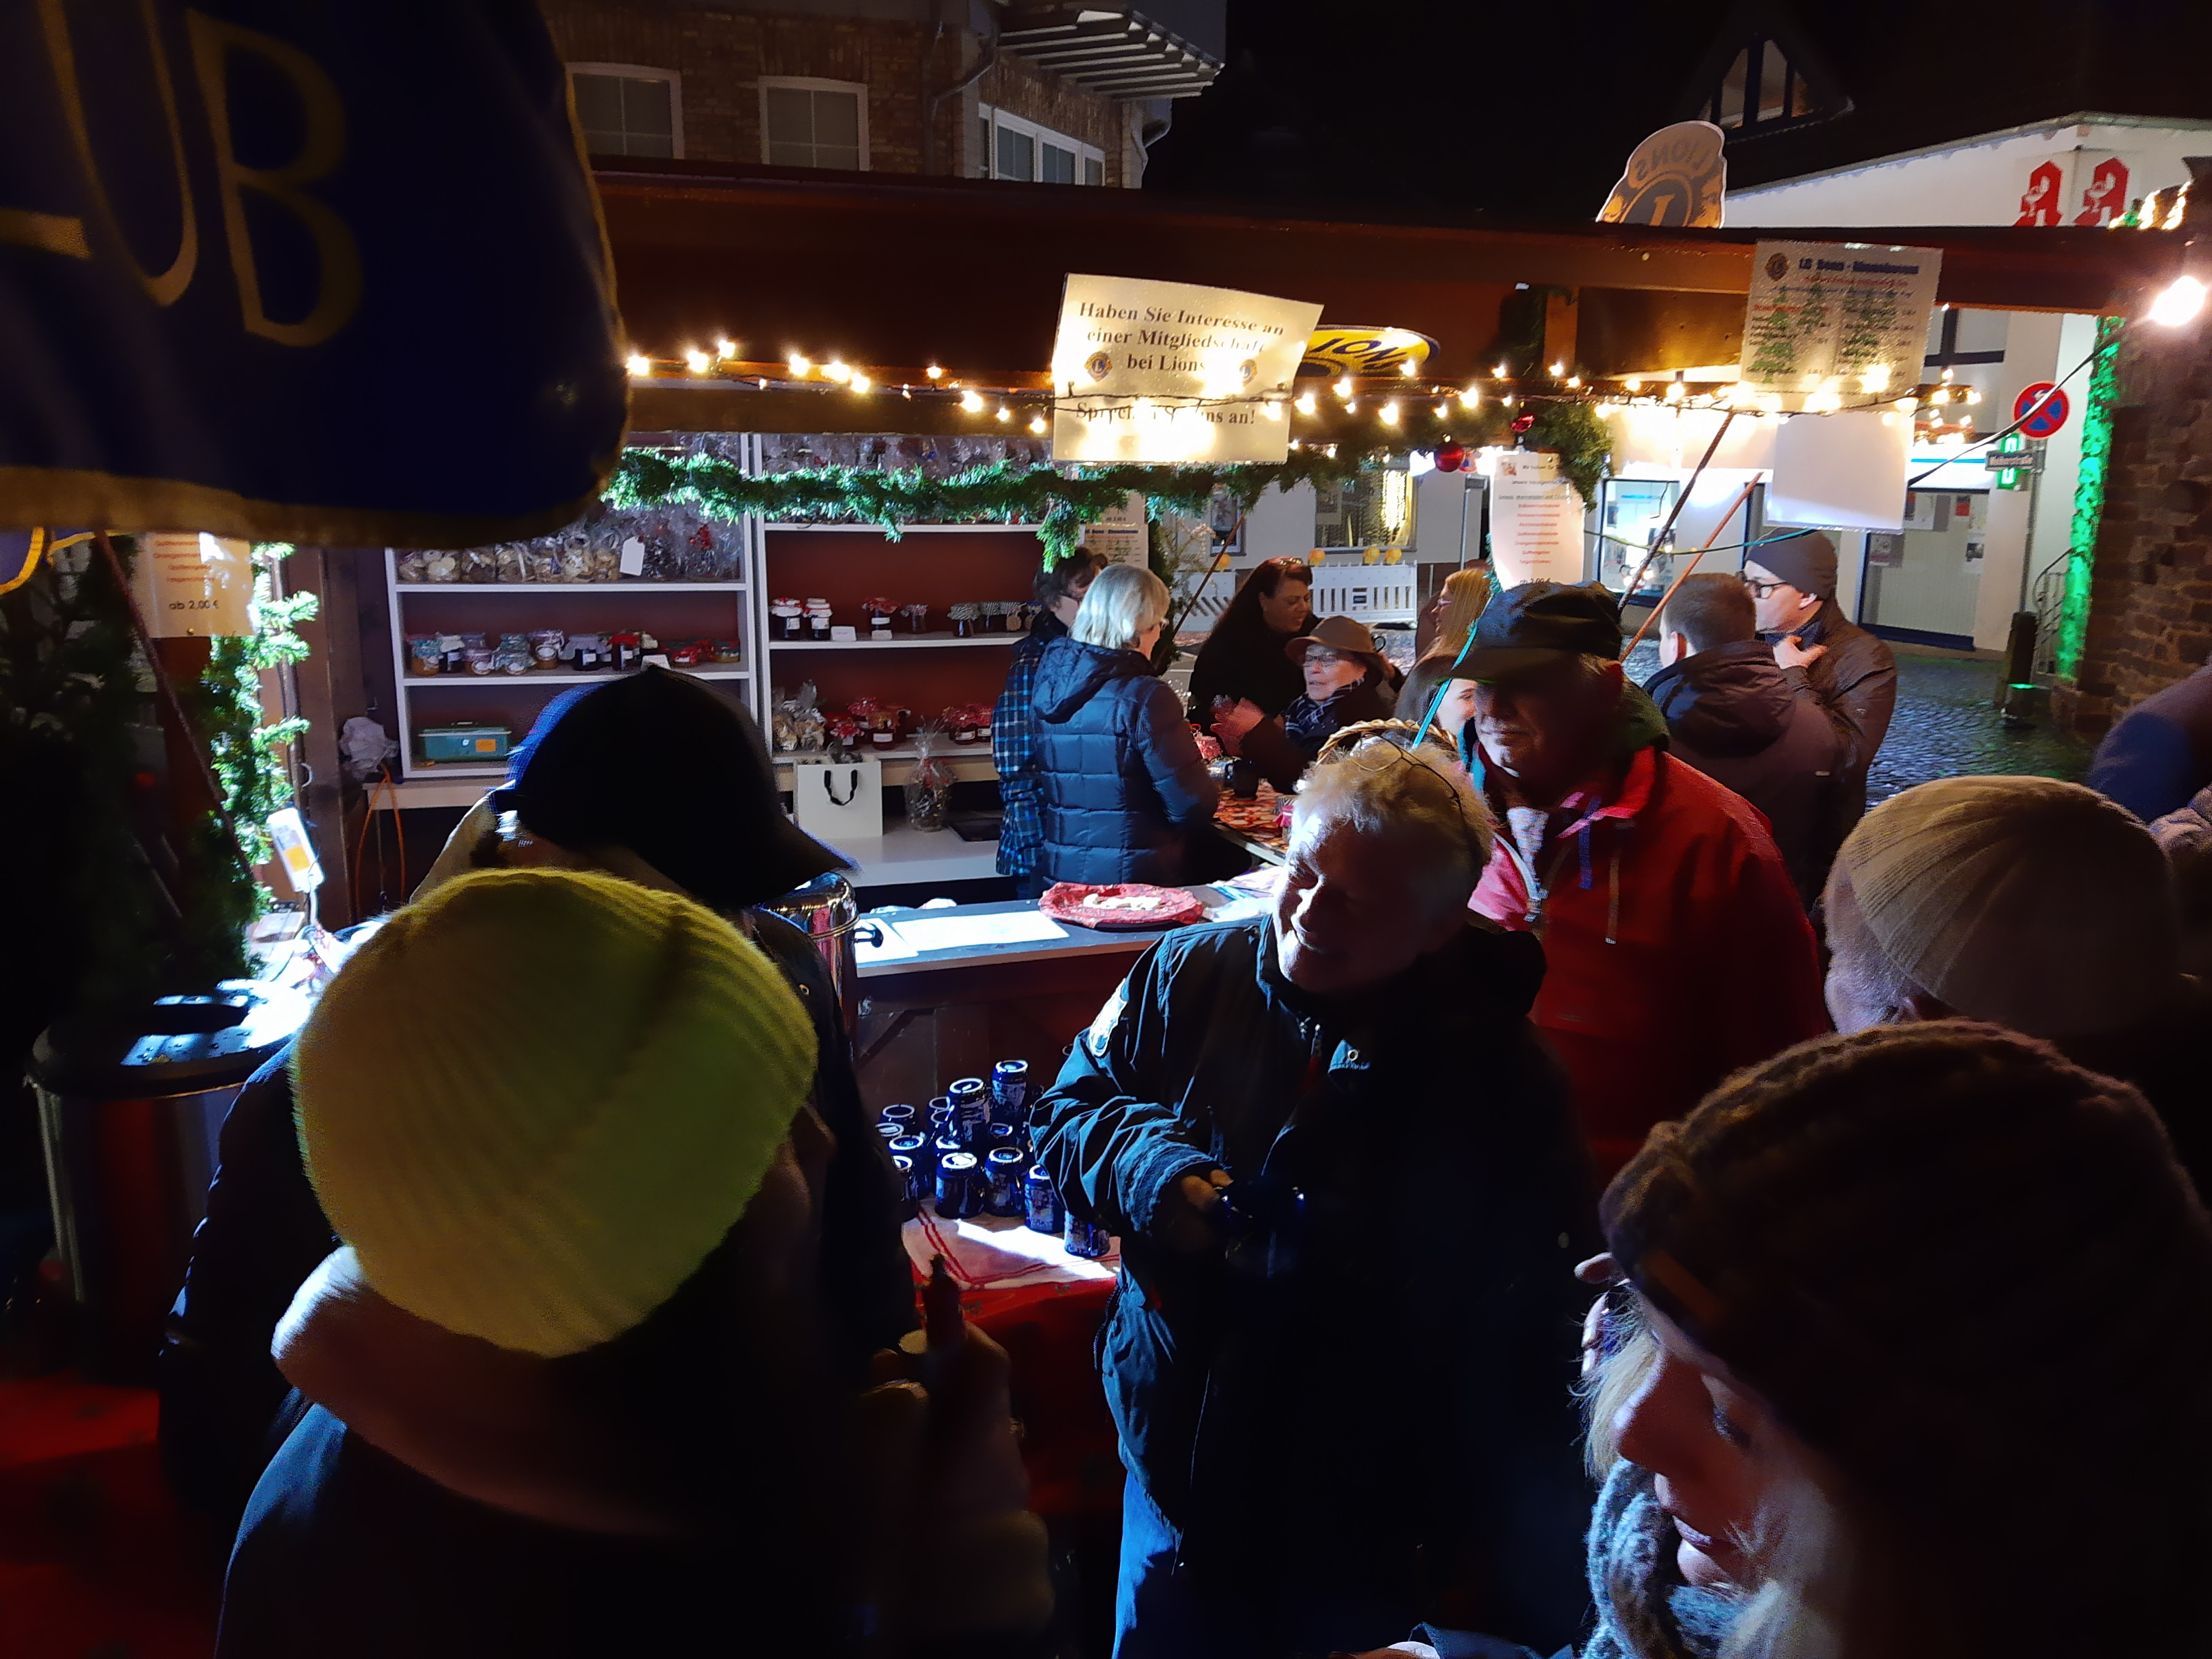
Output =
[
  {"x1": 529, "y1": 629, "x2": 567, "y2": 668},
  {"x1": 948, "y1": 601, "x2": 980, "y2": 638},
  {"x1": 422, "y1": 550, "x2": 460, "y2": 584},
  {"x1": 669, "y1": 640, "x2": 708, "y2": 667},
  {"x1": 568, "y1": 633, "x2": 609, "y2": 671},
  {"x1": 771, "y1": 597, "x2": 804, "y2": 639},
  {"x1": 395, "y1": 550, "x2": 429, "y2": 584},
  {"x1": 529, "y1": 538, "x2": 566, "y2": 583},
  {"x1": 805, "y1": 598, "x2": 833, "y2": 641},
  {"x1": 906, "y1": 719, "x2": 954, "y2": 831},
  {"x1": 407, "y1": 636, "x2": 441, "y2": 676},
  {"x1": 611, "y1": 632, "x2": 643, "y2": 672},
  {"x1": 463, "y1": 645, "x2": 496, "y2": 676},
  {"x1": 437, "y1": 633, "x2": 472, "y2": 674},
  {"x1": 640, "y1": 521, "x2": 682, "y2": 581},
  {"x1": 461, "y1": 546, "x2": 499, "y2": 584},
  {"x1": 712, "y1": 640, "x2": 744, "y2": 663},
  {"x1": 494, "y1": 634, "x2": 534, "y2": 675},
  {"x1": 495, "y1": 543, "x2": 528, "y2": 584},
  {"x1": 899, "y1": 603, "x2": 930, "y2": 635}
]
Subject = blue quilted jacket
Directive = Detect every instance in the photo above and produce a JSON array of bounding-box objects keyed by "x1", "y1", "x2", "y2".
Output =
[{"x1": 1032, "y1": 635, "x2": 1219, "y2": 885}]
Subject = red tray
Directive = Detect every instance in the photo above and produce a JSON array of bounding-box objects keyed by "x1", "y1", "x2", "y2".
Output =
[{"x1": 1040, "y1": 882, "x2": 1207, "y2": 931}]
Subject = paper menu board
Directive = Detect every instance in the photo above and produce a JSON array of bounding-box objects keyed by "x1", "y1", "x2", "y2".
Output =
[
  {"x1": 1738, "y1": 241, "x2": 1942, "y2": 408},
  {"x1": 884, "y1": 910, "x2": 1071, "y2": 954},
  {"x1": 1489, "y1": 452, "x2": 1585, "y2": 587},
  {"x1": 133, "y1": 531, "x2": 253, "y2": 637}
]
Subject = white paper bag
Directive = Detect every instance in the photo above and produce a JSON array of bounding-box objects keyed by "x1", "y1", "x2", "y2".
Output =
[{"x1": 791, "y1": 757, "x2": 884, "y2": 843}]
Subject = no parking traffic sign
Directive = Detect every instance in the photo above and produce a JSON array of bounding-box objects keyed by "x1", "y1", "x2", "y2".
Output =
[{"x1": 2013, "y1": 382, "x2": 2070, "y2": 438}]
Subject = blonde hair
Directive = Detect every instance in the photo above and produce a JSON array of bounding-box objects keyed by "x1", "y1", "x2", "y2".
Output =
[
  {"x1": 1071, "y1": 563, "x2": 1170, "y2": 651},
  {"x1": 1295, "y1": 723, "x2": 1494, "y2": 911}
]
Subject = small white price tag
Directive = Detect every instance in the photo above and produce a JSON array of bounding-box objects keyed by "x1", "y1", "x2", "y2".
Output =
[{"x1": 618, "y1": 536, "x2": 645, "y2": 576}]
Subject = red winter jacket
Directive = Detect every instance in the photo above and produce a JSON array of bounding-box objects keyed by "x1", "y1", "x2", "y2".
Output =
[{"x1": 1471, "y1": 740, "x2": 1829, "y2": 1183}]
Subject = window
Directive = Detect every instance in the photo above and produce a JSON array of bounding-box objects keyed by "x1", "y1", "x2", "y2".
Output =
[
  {"x1": 1699, "y1": 36, "x2": 1835, "y2": 135},
  {"x1": 978, "y1": 105, "x2": 1104, "y2": 185},
  {"x1": 568, "y1": 65, "x2": 681, "y2": 159},
  {"x1": 760, "y1": 77, "x2": 867, "y2": 171}
]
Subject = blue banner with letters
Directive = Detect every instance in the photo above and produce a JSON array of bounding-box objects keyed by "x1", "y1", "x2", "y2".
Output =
[{"x1": 1, "y1": 1, "x2": 627, "y2": 546}]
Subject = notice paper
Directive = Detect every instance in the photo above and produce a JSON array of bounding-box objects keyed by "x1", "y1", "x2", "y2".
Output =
[
  {"x1": 885, "y1": 910, "x2": 1070, "y2": 954},
  {"x1": 1767, "y1": 408, "x2": 1912, "y2": 531},
  {"x1": 1737, "y1": 241, "x2": 1942, "y2": 409},
  {"x1": 1489, "y1": 451, "x2": 1585, "y2": 586}
]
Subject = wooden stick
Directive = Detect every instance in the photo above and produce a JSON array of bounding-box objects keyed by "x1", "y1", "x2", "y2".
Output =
[
  {"x1": 1617, "y1": 406, "x2": 1737, "y2": 622},
  {"x1": 1623, "y1": 475, "x2": 1764, "y2": 655}
]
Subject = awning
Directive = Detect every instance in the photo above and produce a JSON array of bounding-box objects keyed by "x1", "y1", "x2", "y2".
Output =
[
  {"x1": 998, "y1": 4, "x2": 1222, "y2": 100},
  {"x1": 598, "y1": 160, "x2": 2187, "y2": 431}
]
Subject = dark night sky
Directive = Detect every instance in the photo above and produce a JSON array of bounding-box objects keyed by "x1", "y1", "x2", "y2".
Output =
[{"x1": 1140, "y1": 0, "x2": 1741, "y2": 221}]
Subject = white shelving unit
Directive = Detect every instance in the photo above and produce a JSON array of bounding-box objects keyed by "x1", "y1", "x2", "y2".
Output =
[
  {"x1": 770, "y1": 632, "x2": 1020, "y2": 651},
  {"x1": 384, "y1": 551, "x2": 752, "y2": 780}
]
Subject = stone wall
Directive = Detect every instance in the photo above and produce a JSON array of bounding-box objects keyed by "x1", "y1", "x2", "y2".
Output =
[
  {"x1": 540, "y1": 1, "x2": 1128, "y2": 182},
  {"x1": 2055, "y1": 311, "x2": 2212, "y2": 737}
]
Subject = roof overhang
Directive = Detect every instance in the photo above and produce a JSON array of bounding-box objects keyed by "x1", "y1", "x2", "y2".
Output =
[{"x1": 998, "y1": 4, "x2": 1220, "y2": 100}]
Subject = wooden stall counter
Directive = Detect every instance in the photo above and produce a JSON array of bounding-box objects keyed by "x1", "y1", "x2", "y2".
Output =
[{"x1": 851, "y1": 885, "x2": 1272, "y2": 1114}]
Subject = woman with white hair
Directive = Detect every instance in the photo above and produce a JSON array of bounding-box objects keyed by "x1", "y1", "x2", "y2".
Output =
[{"x1": 1031, "y1": 563, "x2": 1223, "y2": 885}]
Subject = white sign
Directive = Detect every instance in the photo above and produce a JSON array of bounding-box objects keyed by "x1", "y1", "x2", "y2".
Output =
[
  {"x1": 1051, "y1": 274, "x2": 1322, "y2": 464},
  {"x1": 1767, "y1": 408, "x2": 1913, "y2": 532},
  {"x1": 1738, "y1": 241, "x2": 1943, "y2": 408},
  {"x1": 1081, "y1": 492, "x2": 1149, "y2": 568},
  {"x1": 1489, "y1": 452, "x2": 1585, "y2": 587},
  {"x1": 133, "y1": 532, "x2": 254, "y2": 637}
]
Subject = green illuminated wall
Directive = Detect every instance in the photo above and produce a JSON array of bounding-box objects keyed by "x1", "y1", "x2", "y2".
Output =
[{"x1": 2058, "y1": 315, "x2": 2125, "y2": 680}]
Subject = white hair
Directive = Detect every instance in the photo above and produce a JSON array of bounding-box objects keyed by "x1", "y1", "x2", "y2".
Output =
[
  {"x1": 1071, "y1": 563, "x2": 1170, "y2": 651},
  {"x1": 1294, "y1": 724, "x2": 1494, "y2": 913}
]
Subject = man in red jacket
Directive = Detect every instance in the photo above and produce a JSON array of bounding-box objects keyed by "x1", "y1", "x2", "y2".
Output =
[{"x1": 1458, "y1": 582, "x2": 1828, "y2": 1180}]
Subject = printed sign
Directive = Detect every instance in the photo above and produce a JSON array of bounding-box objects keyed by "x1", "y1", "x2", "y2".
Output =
[
  {"x1": 1300, "y1": 326, "x2": 1435, "y2": 378},
  {"x1": 2013, "y1": 382, "x2": 2070, "y2": 437},
  {"x1": 132, "y1": 531, "x2": 253, "y2": 637},
  {"x1": 1596, "y1": 122, "x2": 1727, "y2": 228},
  {"x1": 1051, "y1": 275, "x2": 1322, "y2": 464},
  {"x1": 1081, "y1": 492, "x2": 1149, "y2": 568},
  {"x1": 2075, "y1": 156, "x2": 2130, "y2": 227},
  {"x1": 1489, "y1": 451, "x2": 1584, "y2": 587},
  {"x1": 2016, "y1": 160, "x2": 2065, "y2": 227},
  {"x1": 3, "y1": 3, "x2": 624, "y2": 545},
  {"x1": 1737, "y1": 241, "x2": 1943, "y2": 408}
]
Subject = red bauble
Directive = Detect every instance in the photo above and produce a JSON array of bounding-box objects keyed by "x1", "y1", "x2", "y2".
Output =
[
  {"x1": 1432, "y1": 442, "x2": 1468, "y2": 472},
  {"x1": 1511, "y1": 413, "x2": 1536, "y2": 434}
]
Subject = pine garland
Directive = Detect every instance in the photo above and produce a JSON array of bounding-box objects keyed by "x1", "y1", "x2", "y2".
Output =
[
  {"x1": 186, "y1": 543, "x2": 317, "y2": 871},
  {"x1": 610, "y1": 403, "x2": 1613, "y2": 557}
]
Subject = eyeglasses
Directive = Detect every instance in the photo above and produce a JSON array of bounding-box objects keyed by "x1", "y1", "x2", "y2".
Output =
[{"x1": 1740, "y1": 574, "x2": 1788, "y2": 599}]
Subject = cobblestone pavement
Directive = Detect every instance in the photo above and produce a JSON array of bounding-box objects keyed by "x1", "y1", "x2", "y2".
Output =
[{"x1": 1624, "y1": 640, "x2": 2091, "y2": 802}]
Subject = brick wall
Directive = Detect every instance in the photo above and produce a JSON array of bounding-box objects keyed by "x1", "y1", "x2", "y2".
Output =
[
  {"x1": 2054, "y1": 318, "x2": 2212, "y2": 737},
  {"x1": 540, "y1": 2, "x2": 1126, "y2": 181}
]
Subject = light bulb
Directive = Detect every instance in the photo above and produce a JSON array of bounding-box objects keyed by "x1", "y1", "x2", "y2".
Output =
[
  {"x1": 789, "y1": 354, "x2": 811, "y2": 375},
  {"x1": 1380, "y1": 401, "x2": 1400, "y2": 424},
  {"x1": 1664, "y1": 380, "x2": 1684, "y2": 403},
  {"x1": 716, "y1": 337, "x2": 738, "y2": 359},
  {"x1": 823, "y1": 359, "x2": 852, "y2": 383},
  {"x1": 1550, "y1": 360, "x2": 1565, "y2": 377},
  {"x1": 685, "y1": 348, "x2": 709, "y2": 373},
  {"x1": 1294, "y1": 393, "x2": 1318, "y2": 416},
  {"x1": 1931, "y1": 387, "x2": 1950, "y2": 405},
  {"x1": 1337, "y1": 374, "x2": 1357, "y2": 401},
  {"x1": 1494, "y1": 362, "x2": 1510, "y2": 378},
  {"x1": 1964, "y1": 388, "x2": 1981, "y2": 405},
  {"x1": 1624, "y1": 377, "x2": 1642, "y2": 393},
  {"x1": 1459, "y1": 385, "x2": 1480, "y2": 409},
  {"x1": 2150, "y1": 273, "x2": 2203, "y2": 321},
  {"x1": 1940, "y1": 366, "x2": 1955, "y2": 382},
  {"x1": 1263, "y1": 401, "x2": 1284, "y2": 420},
  {"x1": 1566, "y1": 375, "x2": 1582, "y2": 389},
  {"x1": 959, "y1": 390, "x2": 984, "y2": 412},
  {"x1": 851, "y1": 373, "x2": 872, "y2": 394},
  {"x1": 1433, "y1": 402, "x2": 1447, "y2": 418},
  {"x1": 624, "y1": 353, "x2": 651, "y2": 377},
  {"x1": 926, "y1": 364, "x2": 944, "y2": 379},
  {"x1": 1500, "y1": 395, "x2": 1514, "y2": 407},
  {"x1": 995, "y1": 405, "x2": 1011, "y2": 422},
  {"x1": 1399, "y1": 359, "x2": 1417, "y2": 377},
  {"x1": 1028, "y1": 415, "x2": 1047, "y2": 434}
]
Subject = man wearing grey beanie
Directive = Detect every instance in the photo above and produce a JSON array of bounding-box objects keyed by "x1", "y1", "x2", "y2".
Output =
[{"x1": 1743, "y1": 529, "x2": 1898, "y2": 855}]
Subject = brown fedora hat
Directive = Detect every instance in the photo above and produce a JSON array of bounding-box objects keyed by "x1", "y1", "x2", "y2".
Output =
[{"x1": 1286, "y1": 614, "x2": 1385, "y2": 667}]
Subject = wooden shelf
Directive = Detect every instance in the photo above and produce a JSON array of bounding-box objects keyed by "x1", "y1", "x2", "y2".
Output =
[
  {"x1": 395, "y1": 581, "x2": 747, "y2": 594},
  {"x1": 764, "y1": 523, "x2": 1044, "y2": 535},
  {"x1": 405, "y1": 666, "x2": 749, "y2": 688},
  {"x1": 770, "y1": 632, "x2": 1021, "y2": 651},
  {"x1": 775, "y1": 747, "x2": 997, "y2": 788}
]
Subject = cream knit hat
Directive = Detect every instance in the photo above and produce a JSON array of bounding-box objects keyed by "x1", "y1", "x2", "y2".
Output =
[
  {"x1": 295, "y1": 868, "x2": 816, "y2": 1357},
  {"x1": 1833, "y1": 775, "x2": 2178, "y2": 1038}
]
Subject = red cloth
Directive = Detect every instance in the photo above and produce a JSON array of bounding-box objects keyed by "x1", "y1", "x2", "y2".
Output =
[{"x1": 1473, "y1": 747, "x2": 1829, "y2": 1181}]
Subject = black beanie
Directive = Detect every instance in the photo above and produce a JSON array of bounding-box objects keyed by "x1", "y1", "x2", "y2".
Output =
[{"x1": 1753, "y1": 529, "x2": 1838, "y2": 601}]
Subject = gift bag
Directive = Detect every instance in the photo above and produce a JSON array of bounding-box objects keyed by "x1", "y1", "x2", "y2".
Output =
[{"x1": 791, "y1": 756, "x2": 884, "y2": 843}]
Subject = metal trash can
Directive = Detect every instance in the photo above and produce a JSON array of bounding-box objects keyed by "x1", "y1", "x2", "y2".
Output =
[{"x1": 28, "y1": 981, "x2": 310, "y2": 1381}]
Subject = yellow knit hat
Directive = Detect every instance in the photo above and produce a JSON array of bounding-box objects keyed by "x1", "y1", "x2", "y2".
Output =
[
  {"x1": 1834, "y1": 775, "x2": 2178, "y2": 1039},
  {"x1": 294, "y1": 868, "x2": 817, "y2": 1357}
]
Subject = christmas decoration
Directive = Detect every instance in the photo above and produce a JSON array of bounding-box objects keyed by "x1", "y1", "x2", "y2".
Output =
[{"x1": 1432, "y1": 442, "x2": 1468, "y2": 473}]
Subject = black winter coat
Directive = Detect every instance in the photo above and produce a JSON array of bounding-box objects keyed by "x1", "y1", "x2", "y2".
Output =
[
  {"x1": 1034, "y1": 636, "x2": 1220, "y2": 885},
  {"x1": 1770, "y1": 602, "x2": 1897, "y2": 842},
  {"x1": 1186, "y1": 612, "x2": 1317, "y2": 722},
  {"x1": 1031, "y1": 917, "x2": 1595, "y2": 1652},
  {"x1": 1645, "y1": 641, "x2": 1845, "y2": 907},
  {"x1": 162, "y1": 907, "x2": 912, "y2": 1523},
  {"x1": 1240, "y1": 676, "x2": 1397, "y2": 792}
]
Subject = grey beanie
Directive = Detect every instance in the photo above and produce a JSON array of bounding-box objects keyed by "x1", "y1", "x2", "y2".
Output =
[{"x1": 1755, "y1": 530, "x2": 1838, "y2": 601}]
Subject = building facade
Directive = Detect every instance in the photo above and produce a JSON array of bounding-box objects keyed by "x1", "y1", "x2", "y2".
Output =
[{"x1": 539, "y1": 0, "x2": 1220, "y2": 187}]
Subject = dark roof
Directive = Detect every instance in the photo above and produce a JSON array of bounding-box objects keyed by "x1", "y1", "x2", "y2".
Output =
[{"x1": 1688, "y1": 0, "x2": 2212, "y2": 188}]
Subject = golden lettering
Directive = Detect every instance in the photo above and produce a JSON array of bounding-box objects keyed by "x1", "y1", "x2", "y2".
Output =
[
  {"x1": 0, "y1": 208, "x2": 90, "y2": 258},
  {"x1": 39, "y1": 0, "x2": 200, "y2": 305},
  {"x1": 185, "y1": 10, "x2": 361, "y2": 347}
]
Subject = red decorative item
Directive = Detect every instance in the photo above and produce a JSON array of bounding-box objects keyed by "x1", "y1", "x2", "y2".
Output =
[
  {"x1": 1040, "y1": 883, "x2": 1208, "y2": 931},
  {"x1": 1511, "y1": 413, "x2": 1535, "y2": 435},
  {"x1": 688, "y1": 524, "x2": 715, "y2": 550},
  {"x1": 1432, "y1": 442, "x2": 1467, "y2": 472}
]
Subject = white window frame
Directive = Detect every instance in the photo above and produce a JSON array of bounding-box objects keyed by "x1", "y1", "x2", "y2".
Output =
[
  {"x1": 567, "y1": 62, "x2": 685, "y2": 160},
  {"x1": 758, "y1": 76, "x2": 870, "y2": 172},
  {"x1": 977, "y1": 105, "x2": 1104, "y2": 185}
]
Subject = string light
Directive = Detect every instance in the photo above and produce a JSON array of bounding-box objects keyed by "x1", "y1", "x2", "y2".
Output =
[
  {"x1": 716, "y1": 337, "x2": 738, "y2": 359},
  {"x1": 789, "y1": 354, "x2": 811, "y2": 376},
  {"x1": 1500, "y1": 395, "x2": 1514, "y2": 407},
  {"x1": 823, "y1": 359, "x2": 852, "y2": 384},
  {"x1": 684, "y1": 348, "x2": 709, "y2": 374},
  {"x1": 1027, "y1": 414, "x2": 1047, "y2": 434},
  {"x1": 850, "y1": 373, "x2": 872, "y2": 394},
  {"x1": 1433, "y1": 401, "x2": 1448, "y2": 418},
  {"x1": 1566, "y1": 375, "x2": 1582, "y2": 389},
  {"x1": 1550, "y1": 360, "x2": 1565, "y2": 377},
  {"x1": 1295, "y1": 392, "x2": 1318, "y2": 416},
  {"x1": 926, "y1": 364, "x2": 945, "y2": 379},
  {"x1": 1624, "y1": 377, "x2": 1642, "y2": 392},
  {"x1": 1930, "y1": 387, "x2": 1951, "y2": 405},
  {"x1": 624, "y1": 353, "x2": 651, "y2": 377},
  {"x1": 1494, "y1": 362, "x2": 1510, "y2": 378},
  {"x1": 1379, "y1": 400, "x2": 1400, "y2": 425},
  {"x1": 959, "y1": 390, "x2": 984, "y2": 412},
  {"x1": 2150, "y1": 274, "x2": 2208, "y2": 325},
  {"x1": 1262, "y1": 401, "x2": 1284, "y2": 420},
  {"x1": 1337, "y1": 374, "x2": 1357, "y2": 402},
  {"x1": 1398, "y1": 359, "x2": 1417, "y2": 378},
  {"x1": 1459, "y1": 385, "x2": 1480, "y2": 409},
  {"x1": 995, "y1": 405, "x2": 1011, "y2": 422},
  {"x1": 1664, "y1": 379, "x2": 1684, "y2": 403}
]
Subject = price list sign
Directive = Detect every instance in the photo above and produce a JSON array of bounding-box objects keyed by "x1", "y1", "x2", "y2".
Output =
[
  {"x1": 133, "y1": 532, "x2": 254, "y2": 638},
  {"x1": 1738, "y1": 242, "x2": 1943, "y2": 408}
]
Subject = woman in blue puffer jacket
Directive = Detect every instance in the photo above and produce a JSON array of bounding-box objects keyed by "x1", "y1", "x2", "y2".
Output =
[{"x1": 1032, "y1": 564, "x2": 1221, "y2": 885}]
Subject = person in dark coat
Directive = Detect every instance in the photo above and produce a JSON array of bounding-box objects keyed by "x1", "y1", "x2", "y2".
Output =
[
  {"x1": 2087, "y1": 659, "x2": 2212, "y2": 823},
  {"x1": 1743, "y1": 530, "x2": 1897, "y2": 846},
  {"x1": 1215, "y1": 615, "x2": 1398, "y2": 792},
  {"x1": 1035, "y1": 564, "x2": 1221, "y2": 885},
  {"x1": 1644, "y1": 573, "x2": 1844, "y2": 907},
  {"x1": 1032, "y1": 735, "x2": 1595, "y2": 1659},
  {"x1": 994, "y1": 551, "x2": 1108, "y2": 896},
  {"x1": 1186, "y1": 556, "x2": 1317, "y2": 723},
  {"x1": 160, "y1": 670, "x2": 913, "y2": 1524}
]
